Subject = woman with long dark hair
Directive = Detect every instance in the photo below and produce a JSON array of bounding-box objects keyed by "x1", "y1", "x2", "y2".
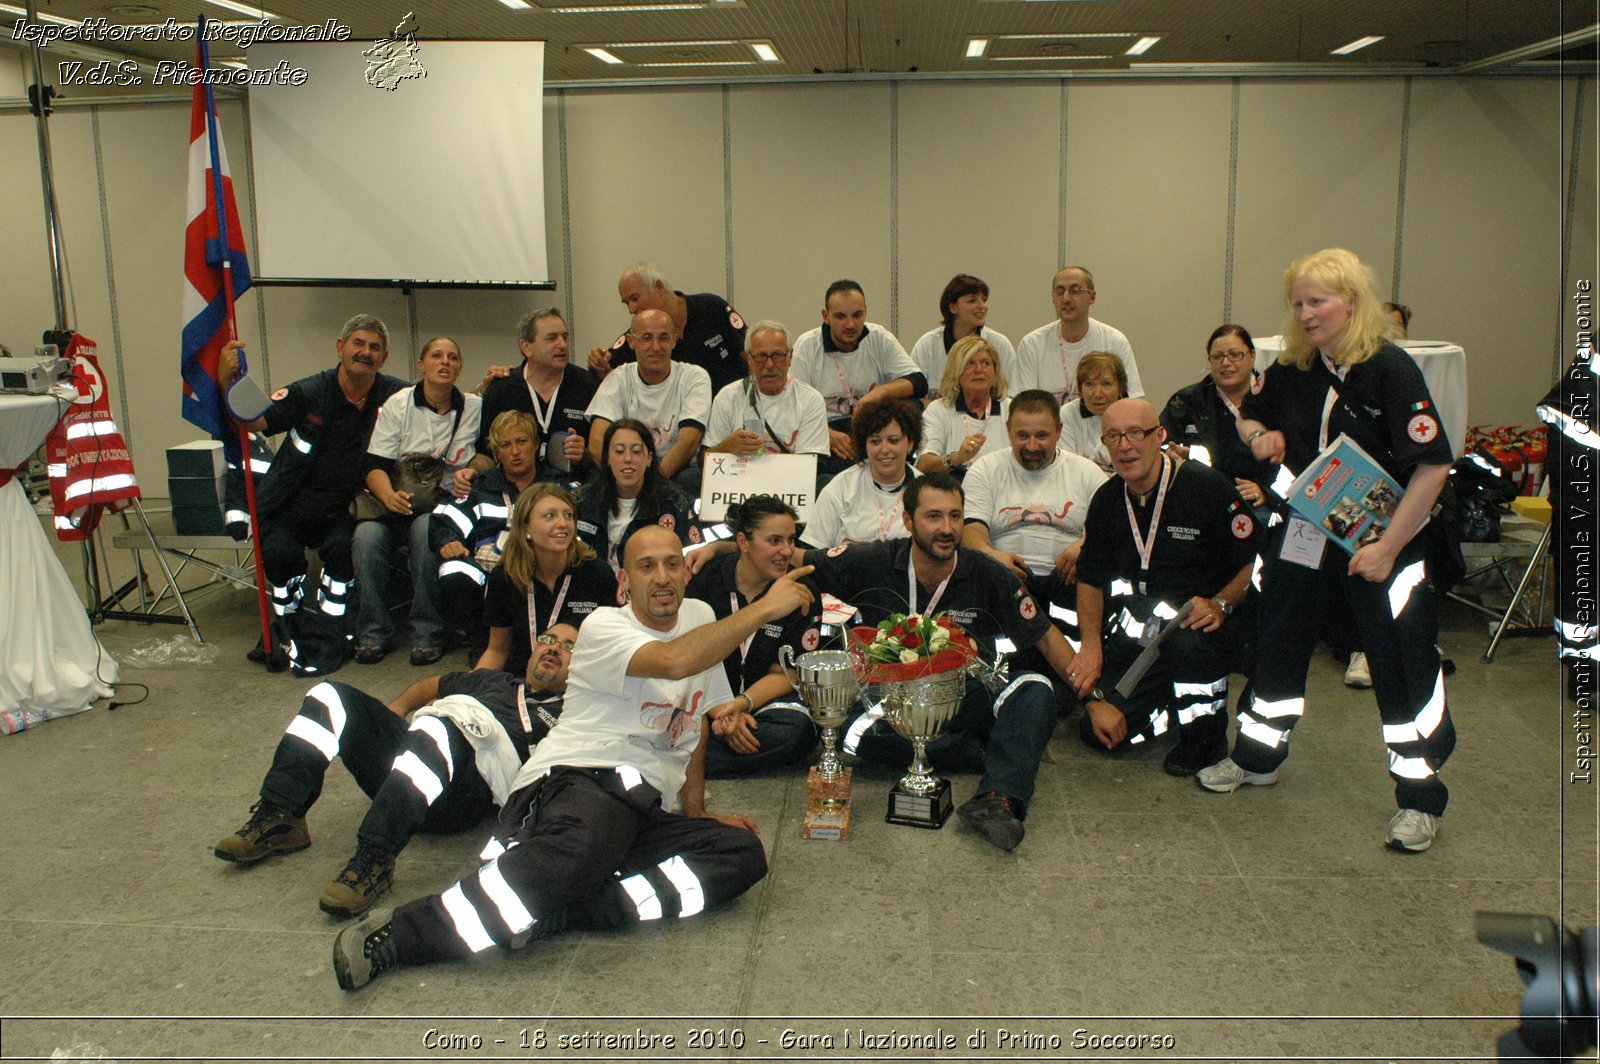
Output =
[{"x1": 574, "y1": 418, "x2": 699, "y2": 570}]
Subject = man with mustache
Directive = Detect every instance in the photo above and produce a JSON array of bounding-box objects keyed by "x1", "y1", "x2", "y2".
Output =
[
  {"x1": 959, "y1": 389, "x2": 1109, "y2": 659},
  {"x1": 1067, "y1": 398, "x2": 1257, "y2": 777},
  {"x1": 219, "y1": 316, "x2": 407, "y2": 674},
  {"x1": 703, "y1": 320, "x2": 829, "y2": 461},
  {"x1": 333, "y1": 525, "x2": 813, "y2": 989},
  {"x1": 215, "y1": 622, "x2": 581, "y2": 921}
]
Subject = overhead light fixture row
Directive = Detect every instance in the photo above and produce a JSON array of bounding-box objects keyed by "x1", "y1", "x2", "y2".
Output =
[
  {"x1": 966, "y1": 38, "x2": 990, "y2": 59},
  {"x1": 1331, "y1": 35, "x2": 1385, "y2": 55},
  {"x1": 1125, "y1": 36, "x2": 1161, "y2": 56}
]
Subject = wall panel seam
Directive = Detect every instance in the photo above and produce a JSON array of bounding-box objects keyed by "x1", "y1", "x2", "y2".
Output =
[
  {"x1": 1224, "y1": 78, "x2": 1240, "y2": 324},
  {"x1": 1058, "y1": 80, "x2": 1069, "y2": 268},
  {"x1": 889, "y1": 81, "x2": 899, "y2": 338},
  {"x1": 557, "y1": 89, "x2": 575, "y2": 332},
  {"x1": 723, "y1": 85, "x2": 735, "y2": 304},
  {"x1": 1391, "y1": 76, "x2": 1412, "y2": 301},
  {"x1": 1561, "y1": 75, "x2": 1588, "y2": 378}
]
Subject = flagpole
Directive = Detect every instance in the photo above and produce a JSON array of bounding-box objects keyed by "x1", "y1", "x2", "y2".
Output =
[{"x1": 199, "y1": 18, "x2": 273, "y2": 655}]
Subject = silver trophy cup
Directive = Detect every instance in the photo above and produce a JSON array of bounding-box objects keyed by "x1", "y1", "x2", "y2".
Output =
[
  {"x1": 879, "y1": 667, "x2": 967, "y2": 828},
  {"x1": 779, "y1": 647, "x2": 860, "y2": 801}
]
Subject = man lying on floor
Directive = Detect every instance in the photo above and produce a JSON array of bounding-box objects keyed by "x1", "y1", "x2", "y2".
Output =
[
  {"x1": 333, "y1": 524, "x2": 814, "y2": 990},
  {"x1": 215, "y1": 623, "x2": 579, "y2": 920}
]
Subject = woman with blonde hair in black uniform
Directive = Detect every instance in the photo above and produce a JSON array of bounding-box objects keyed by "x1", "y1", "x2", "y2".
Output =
[{"x1": 1197, "y1": 248, "x2": 1457, "y2": 853}]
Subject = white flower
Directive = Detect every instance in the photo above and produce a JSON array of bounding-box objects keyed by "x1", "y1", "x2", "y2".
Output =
[
  {"x1": 899, "y1": 649, "x2": 919, "y2": 663},
  {"x1": 930, "y1": 629, "x2": 950, "y2": 648}
]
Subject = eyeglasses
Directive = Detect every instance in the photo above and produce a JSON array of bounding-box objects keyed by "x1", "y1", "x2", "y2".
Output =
[
  {"x1": 1207, "y1": 350, "x2": 1252, "y2": 365},
  {"x1": 535, "y1": 633, "x2": 576, "y2": 652},
  {"x1": 748, "y1": 351, "x2": 790, "y2": 364},
  {"x1": 1054, "y1": 285, "x2": 1093, "y2": 297},
  {"x1": 1101, "y1": 426, "x2": 1160, "y2": 446}
]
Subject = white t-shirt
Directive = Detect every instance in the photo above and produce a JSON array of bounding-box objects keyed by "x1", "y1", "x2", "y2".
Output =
[
  {"x1": 790, "y1": 324, "x2": 921, "y2": 424},
  {"x1": 961, "y1": 447, "x2": 1107, "y2": 576},
  {"x1": 512, "y1": 600, "x2": 732, "y2": 810},
  {"x1": 909, "y1": 326, "x2": 1017, "y2": 401},
  {"x1": 801, "y1": 463, "x2": 917, "y2": 549},
  {"x1": 606, "y1": 497, "x2": 639, "y2": 570},
  {"x1": 704, "y1": 377, "x2": 829, "y2": 456},
  {"x1": 586, "y1": 362, "x2": 713, "y2": 455},
  {"x1": 1058, "y1": 397, "x2": 1113, "y2": 474},
  {"x1": 921, "y1": 395, "x2": 1012, "y2": 466},
  {"x1": 1012, "y1": 318, "x2": 1143, "y2": 405},
  {"x1": 366, "y1": 385, "x2": 482, "y2": 489}
]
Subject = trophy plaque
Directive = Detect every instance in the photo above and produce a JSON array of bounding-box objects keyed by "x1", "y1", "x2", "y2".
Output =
[
  {"x1": 878, "y1": 668, "x2": 966, "y2": 829},
  {"x1": 779, "y1": 647, "x2": 860, "y2": 841}
]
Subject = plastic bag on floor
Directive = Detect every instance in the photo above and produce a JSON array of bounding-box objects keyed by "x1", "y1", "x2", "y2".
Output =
[
  {"x1": 51, "y1": 1040, "x2": 116, "y2": 1061},
  {"x1": 120, "y1": 634, "x2": 219, "y2": 667}
]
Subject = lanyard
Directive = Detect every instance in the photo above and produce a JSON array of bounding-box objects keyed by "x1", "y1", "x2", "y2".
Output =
[
  {"x1": 908, "y1": 553, "x2": 953, "y2": 616},
  {"x1": 1122, "y1": 454, "x2": 1173, "y2": 595},
  {"x1": 871, "y1": 474, "x2": 905, "y2": 541},
  {"x1": 1317, "y1": 353, "x2": 1349, "y2": 451},
  {"x1": 730, "y1": 592, "x2": 756, "y2": 693},
  {"x1": 525, "y1": 372, "x2": 561, "y2": 443},
  {"x1": 830, "y1": 355, "x2": 855, "y2": 407},
  {"x1": 526, "y1": 572, "x2": 571, "y2": 649},
  {"x1": 1057, "y1": 335, "x2": 1079, "y2": 404},
  {"x1": 515, "y1": 683, "x2": 533, "y2": 736}
]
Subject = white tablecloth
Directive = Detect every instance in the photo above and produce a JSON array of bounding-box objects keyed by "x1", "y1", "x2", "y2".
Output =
[
  {"x1": 1253, "y1": 337, "x2": 1469, "y2": 458},
  {"x1": 0, "y1": 392, "x2": 117, "y2": 716}
]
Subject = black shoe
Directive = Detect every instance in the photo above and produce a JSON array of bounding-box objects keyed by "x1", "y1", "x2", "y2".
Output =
[
  {"x1": 956, "y1": 792, "x2": 1025, "y2": 851},
  {"x1": 353, "y1": 644, "x2": 386, "y2": 665},
  {"x1": 408, "y1": 645, "x2": 444, "y2": 667},
  {"x1": 1163, "y1": 728, "x2": 1229, "y2": 778},
  {"x1": 333, "y1": 908, "x2": 400, "y2": 990},
  {"x1": 247, "y1": 637, "x2": 267, "y2": 663}
]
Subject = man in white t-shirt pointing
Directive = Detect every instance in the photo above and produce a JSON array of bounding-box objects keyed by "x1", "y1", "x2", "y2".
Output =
[
  {"x1": 1013, "y1": 266, "x2": 1144, "y2": 405},
  {"x1": 334, "y1": 524, "x2": 816, "y2": 989}
]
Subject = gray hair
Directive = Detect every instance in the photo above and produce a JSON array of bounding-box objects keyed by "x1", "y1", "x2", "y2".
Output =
[
  {"x1": 517, "y1": 307, "x2": 566, "y2": 345},
  {"x1": 340, "y1": 314, "x2": 389, "y2": 349},
  {"x1": 746, "y1": 319, "x2": 790, "y2": 349},
  {"x1": 625, "y1": 261, "x2": 671, "y2": 292}
]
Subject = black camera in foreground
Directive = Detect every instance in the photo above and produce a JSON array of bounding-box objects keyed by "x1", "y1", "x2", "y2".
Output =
[{"x1": 1478, "y1": 912, "x2": 1599, "y2": 1061}]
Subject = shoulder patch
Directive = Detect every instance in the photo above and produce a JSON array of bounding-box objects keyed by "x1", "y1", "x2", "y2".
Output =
[
  {"x1": 659, "y1": 514, "x2": 676, "y2": 530},
  {"x1": 1019, "y1": 595, "x2": 1038, "y2": 621},
  {"x1": 728, "y1": 309, "x2": 745, "y2": 330},
  {"x1": 826, "y1": 544, "x2": 848, "y2": 557},
  {"x1": 270, "y1": 386, "x2": 288, "y2": 402},
  {"x1": 1249, "y1": 372, "x2": 1264, "y2": 395},
  {"x1": 688, "y1": 524, "x2": 702, "y2": 543},
  {"x1": 610, "y1": 333, "x2": 628, "y2": 351},
  {"x1": 1231, "y1": 513, "x2": 1255, "y2": 539},
  {"x1": 801, "y1": 627, "x2": 821, "y2": 651},
  {"x1": 1407, "y1": 414, "x2": 1439, "y2": 444}
]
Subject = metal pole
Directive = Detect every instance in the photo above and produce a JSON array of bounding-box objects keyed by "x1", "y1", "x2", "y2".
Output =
[{"x1": 25, "y1": 0, "x2": 70, "y2": 333}]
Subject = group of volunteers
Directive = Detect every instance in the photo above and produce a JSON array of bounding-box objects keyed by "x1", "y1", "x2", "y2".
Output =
[{"x1": 207, "y1": 248, "x2": 1458, "y2": 991}]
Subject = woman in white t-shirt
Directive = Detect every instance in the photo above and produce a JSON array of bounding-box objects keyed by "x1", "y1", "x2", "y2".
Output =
[
  {"x1": 802, "y1": 398, "x2": 921, "y2": 549},
  {"x1": 909, "y1": 273, "x2": 1016, "y2": 401},
  {"x1": 916, "y1": 335, "x2": 1012, "y2": 480},
  {"x1": 353, "y1": 336, "x2": 483, "y2": 665},
  {"x1": 1058, "y1": 351, "x2": 1126, "y2": 475}
]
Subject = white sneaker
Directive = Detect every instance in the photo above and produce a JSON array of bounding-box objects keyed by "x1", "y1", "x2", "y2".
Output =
[
  {"x1": 1195, "y1": 757, "x2": 1280, "y2": 794},
  {"x1": 1344, "y1": 652, "x2": 1372, "y2": 688},
  {"x1": 1386, "y1": 808, "x2": 1439, "y2": 852}
]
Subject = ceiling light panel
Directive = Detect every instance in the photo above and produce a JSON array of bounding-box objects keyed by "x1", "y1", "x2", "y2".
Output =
[{"x1": 1331, "y1": 35, "x2": 1385, "y2": 55}]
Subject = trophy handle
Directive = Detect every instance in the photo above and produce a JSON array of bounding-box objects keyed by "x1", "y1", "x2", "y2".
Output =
[{"x1": 778, "y1": 644, "x2": 798, "y2": 689}]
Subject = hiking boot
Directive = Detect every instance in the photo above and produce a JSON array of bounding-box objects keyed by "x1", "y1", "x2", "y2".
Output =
[
  {"x1": 214, "y1": 801, "x2": 310, "y2": 863},
  {"x1": 319, "y1": 844, "x2": 396, "y2": 919},
  {"x1": 332, "y1": 908, "x2": 401, "y2": 990},
  {"x1": 1386, "y1": 808, "x2": 1440, "y2": 853},
  {"x1": 956, "y1": 792, "x2": 1025, "y2": 852},
  {"x1": 1195, "y1": 757, "x2": 1279, "y2": 794},
  {"x1": 1343, "y1": 652, "x2": 1372, "y2": 688}
]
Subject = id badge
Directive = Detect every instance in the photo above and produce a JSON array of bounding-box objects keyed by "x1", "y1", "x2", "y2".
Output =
[{"x1": 1279, "y1": 516, "x2": 1327, "y2": 569}]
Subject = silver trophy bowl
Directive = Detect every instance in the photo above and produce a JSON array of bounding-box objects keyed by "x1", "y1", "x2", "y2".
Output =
[
  {"x1": 879, "y1": 668, "x2": 967, "y2": 798},
  {"x1": 779, "y1": 646, "x2": 860, "y2": 785}
]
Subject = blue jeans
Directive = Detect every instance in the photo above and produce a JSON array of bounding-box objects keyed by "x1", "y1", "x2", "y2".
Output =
[{"x1": 351, "y1": 513, "x2": 443, "y2": 650}]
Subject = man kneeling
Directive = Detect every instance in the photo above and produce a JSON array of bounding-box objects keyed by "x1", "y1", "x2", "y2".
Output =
[
  {"x1": 332, "y1": 524, "x2": 813, "y2": 989},
  {"x1": 214, "y1": 624, "x2": 579, "y2": 919}
]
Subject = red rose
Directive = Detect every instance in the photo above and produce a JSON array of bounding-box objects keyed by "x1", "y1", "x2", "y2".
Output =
[{"x1": 902, "y1": 633, "x2": 922, "y2": 649}]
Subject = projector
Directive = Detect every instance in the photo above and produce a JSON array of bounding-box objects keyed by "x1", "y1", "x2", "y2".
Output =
[{"x1": 0, "y1": 349, "x2": 70, "y2": 395}]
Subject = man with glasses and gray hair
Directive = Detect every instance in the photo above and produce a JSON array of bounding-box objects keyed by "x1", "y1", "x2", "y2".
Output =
[
  {"x1": 588, "y1": 262, "x2": 748, "y2": 395},
  {"x1": 703, "y1": 320, "x2": 829, "y2": 463},
  {"x1": 1065, "y1": 398, "x2": 1257, "y2": 777},
  {"x1": 1013, "y1": 266, "x2": 1145, "y2": 406}
]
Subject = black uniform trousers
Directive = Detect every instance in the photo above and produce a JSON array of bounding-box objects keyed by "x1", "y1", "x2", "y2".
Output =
[
  {"x1": 702, "y1": 705, "x2": 818, "y2": 778},
  {"x1": 259, "y1": 681, "x2": 495, "y2": 854},
  {"x1": 1233, "y1": 524, "x2": 1456, "y2": 815},
  {"x1": 436, "y1": 556, "x2": 491, "y2": 650},
  {"x1": 1087, "y1": 591, "x2": 1230, "y2": 749},
  {"x1": 261, "y1": 496, "x2": 357, "y2": 620},
  {"x1": 390, "y1": 766, "x2": 768, "y2": 963}
]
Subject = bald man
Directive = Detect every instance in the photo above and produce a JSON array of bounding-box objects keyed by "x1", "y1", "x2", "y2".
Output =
[
  {"x1": 588, "y1": 262, "x2": 748, "y2": 395},
  {"x1": 1068, "y1": 398, "x2": 1257, "y2": 776},
  {"x1": 334, "y1": 526, "x2": 814, "y2": 990},
  {"x1": 586, "y1": 308, "x2": 714, "y2": 483}
]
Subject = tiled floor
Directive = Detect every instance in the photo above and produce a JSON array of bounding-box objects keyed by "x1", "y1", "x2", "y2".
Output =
[{"x1": 1, "y1": 527, "x2": 1592, "y2": 1062}]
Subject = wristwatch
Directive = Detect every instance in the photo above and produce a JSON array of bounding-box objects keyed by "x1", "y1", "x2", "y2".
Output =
[{"x1": 1212, "y1": 597, "x2": 1234, "y2": 618}]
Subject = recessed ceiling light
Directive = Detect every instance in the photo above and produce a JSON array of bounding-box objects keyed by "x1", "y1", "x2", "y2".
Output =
[
  {"x1": 1331, "y1": 35, "x2": 1385, "y2": 55},
  {"x1": 997, "y1": 32, "x2": 1134, "y2": 41},
  {"x1": 637, "y1": 59, "x2": 751, "y2": 67},
  {"x1": 751, "y1": 41, "x2": 780, "y2": 62},
  {"x1": 607, "y1": 39, "x2": 737, "y2": 47},
  {"x1": 1126, "y1": 36, "x2": 1160, "y2": 56},
  {"x1": 584, "y1": 46, "x2": 625, "y2": 64},
  {"x1": 553, "y1": 3, "x2": 704, "y2": 12},
  {"x1": 966, "y1": 38, "x2": 989, "y2": 59},
  {"x1": 992, "y1": 54, "x2": 1111, "y2": 61},
  {"x1": 495, "y1": 0, "x2": 534, "y2": 8},
  {"x1": 201, "y1": 0, "x2": 282, "y2": 18}
]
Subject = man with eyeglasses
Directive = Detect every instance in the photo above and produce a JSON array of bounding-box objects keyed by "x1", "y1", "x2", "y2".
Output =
[
  {"x1": 586, "y1": 307, "x2": 714, "y2": 486},
  {"x1": 1066, "y1": 399, "x2": 1258, "y2": 776},
  {"x1": 587, "y1": 261, "x2": 748, "y2": 396},
  {"x1": 703, "y1": 320, "x2": 829, "y2": 460},
  {"x1": 1014, "y1": 266, "x2": 1145, "y2": 406},
  {"x1": 333, "y1": 525, "x2": 810, "y2": 990},
  {"x1": 214, "y1": 622, "x2": 582, "y2": 922}
]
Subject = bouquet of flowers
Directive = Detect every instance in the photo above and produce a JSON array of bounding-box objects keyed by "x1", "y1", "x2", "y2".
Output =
[{"x1": 848, "y1": 611, "x2": 978, "y2": 683}]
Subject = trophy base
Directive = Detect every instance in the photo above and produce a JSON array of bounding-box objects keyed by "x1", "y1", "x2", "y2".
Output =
[
  {"x1": 885, "y1": 777, "x2": 953, "y2": 829},
  {"x1": 806, "y1": 765, "x2": 852, "y2": 808},
  {"x1": 801, "y1": 797, "x2": 852, "y2": 841}
]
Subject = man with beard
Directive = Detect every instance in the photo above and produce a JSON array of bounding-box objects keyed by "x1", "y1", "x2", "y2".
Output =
[
  {"x1": 215, "y1": 623, "x2": 580, "y2": 921},
  {"x1": 795, "y1": 473, "x2": 1080, "y2": 851},
  {"x1": 332, "y1": 525, "x2": 811, "y2": 989}
]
